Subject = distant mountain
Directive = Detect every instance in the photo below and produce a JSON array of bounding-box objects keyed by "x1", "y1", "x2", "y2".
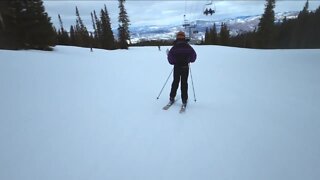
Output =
[{"x1": 130, "y1": 11, "x2": 299, "y2": 43}]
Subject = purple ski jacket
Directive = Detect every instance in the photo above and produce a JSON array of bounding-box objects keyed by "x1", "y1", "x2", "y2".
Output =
[{"x1": 167, "y1": 40, "x2": 197, "y2": 67}]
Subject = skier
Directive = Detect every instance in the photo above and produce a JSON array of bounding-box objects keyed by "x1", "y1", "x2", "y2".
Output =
[{"x1": 167, "y1": 31, "x2": 197, "y2": 107}]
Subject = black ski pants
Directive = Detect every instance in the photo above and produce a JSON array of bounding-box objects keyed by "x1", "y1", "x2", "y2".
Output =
[{"x1": 170, "y1": 66, "x2": 189, "y2": 104}]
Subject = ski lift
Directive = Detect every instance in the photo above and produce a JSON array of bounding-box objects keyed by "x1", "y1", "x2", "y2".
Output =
[
  {"x1": 182, "y1": 15, "x2": 198, "y2": 40},
  {"x1": 203, "y1": 0, "x2": 216, "y2": 16},
  {"x1": 182, "y1": 15, "x2": 190, "y2": 27}
]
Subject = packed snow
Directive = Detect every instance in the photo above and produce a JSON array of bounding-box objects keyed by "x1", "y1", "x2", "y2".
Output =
[{"x1": 1, "y1": 45, "x2": 320, "y2": 180}]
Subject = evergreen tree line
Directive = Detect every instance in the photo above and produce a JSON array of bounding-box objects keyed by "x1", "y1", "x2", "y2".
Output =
[
  {"x1": 0, "y1": 0, "x2": 130, "y2": 50},
  {"x1": 57, "y1": 6, "x2": 114, "y2": 49},
  {"x1": 204, "y1": 0, "x2": 320, "y2": 49},
  {"x1": 274, "y1": 1, "x2": 320, "y2": 48},
  {"x1": 0, "y1": 0, "x2": 55, "y2": 50},
  {"x1": 57, "y1": 0, "x2": 130, "y2": 50},
  {"x1": 203, "y1": 23, "x2": 230, "y2": 46},
  {"x1": 131, "y1": 40, "x2": 174, "y2": 47}
]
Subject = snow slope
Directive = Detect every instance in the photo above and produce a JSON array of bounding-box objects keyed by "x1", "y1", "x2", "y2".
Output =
[{"x1": 1, "y1": 46, "x2": 320, "y2": 180}]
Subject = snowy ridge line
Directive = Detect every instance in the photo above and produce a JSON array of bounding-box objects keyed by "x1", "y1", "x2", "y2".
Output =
[{"x1": 130, "y1": 11, "x2": 299, "y2": 43}]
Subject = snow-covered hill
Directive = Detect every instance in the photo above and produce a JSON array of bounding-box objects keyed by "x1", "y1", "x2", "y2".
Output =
[
  {"x1": 1, "y1": 45, "x2": 320, "y2": 180},
  {"x1": 130, "y1": 11, "x2": 299, "y2": 42}
]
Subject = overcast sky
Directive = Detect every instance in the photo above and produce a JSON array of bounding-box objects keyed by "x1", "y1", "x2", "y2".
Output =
[{"x1": 43, "y1": 0, "x2": 320, "y2": 31}]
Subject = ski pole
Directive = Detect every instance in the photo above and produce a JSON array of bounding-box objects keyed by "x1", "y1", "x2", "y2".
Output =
[
  {"x1": 189, "y1": 65, "x2": 197, "y2": 102},
  {"x1": 157, "y1": 68, "x2": 174, "y2": 99}
]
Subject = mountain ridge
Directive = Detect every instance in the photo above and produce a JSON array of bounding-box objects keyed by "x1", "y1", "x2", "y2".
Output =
[{"x1": 130, "y1": 11, "x2": 299, "y2": 43}]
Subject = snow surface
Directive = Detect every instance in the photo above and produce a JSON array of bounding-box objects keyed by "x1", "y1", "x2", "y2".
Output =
[{"x1": 1, "y1": 45, "x2": 320, "y2": 180}]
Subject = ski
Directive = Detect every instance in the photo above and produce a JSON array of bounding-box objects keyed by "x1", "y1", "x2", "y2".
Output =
[
  {"x1": 179, "y1": 104, "x2": 187, "y2": 113},
  {"x1": 162, "y1": 101, "x2": 175, "y2": 110}
]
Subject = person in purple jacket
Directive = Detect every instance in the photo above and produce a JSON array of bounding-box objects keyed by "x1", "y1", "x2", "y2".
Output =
[{"x1": 167, "y1": 31, "x2": 197, "y2": 106}]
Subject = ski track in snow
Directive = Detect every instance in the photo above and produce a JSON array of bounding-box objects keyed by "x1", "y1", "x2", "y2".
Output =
[{"x1": 0, "y1": 46, "x2": 320, "y2": 180}]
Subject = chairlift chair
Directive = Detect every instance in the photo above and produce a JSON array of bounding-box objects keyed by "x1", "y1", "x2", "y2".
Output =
[{"x1": 203, "y1": 0, "x2": 216, "y2": 16}]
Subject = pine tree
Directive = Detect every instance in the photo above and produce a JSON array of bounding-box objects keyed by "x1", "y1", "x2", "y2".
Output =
[
  {"x1": 75, "y1": 6, "x2": 89, "y2": 47},
  {"x1": 57, "y1": 14, "x2": 69, "y2": 45},
  {"x1": 1, "y1": 0, "x2": 55, "y2": 50},
  {"x1": 302, "y1": 0, "x2": 309, "y2": 14},
  {"x1": 0, "y1": 0, "x2": 17, "y2": 48},
  {"x1": 0, "y1": 0, "x2": 26, "y2": 49},
  {"x1": 69, "y1": 25, "x2": 76, "y2": 46},
  {"x1": 100, "y1": 5, "x2": 115, "y2": 49},
  {"x1": 58, "y1": 14, "x2": 64, "y2": 32},
  {"x1": 312, "y1": 5, "x2": 320, "y2": 48},
  {"x1": 0, "y1": 1, "x2": 9, "y2": 31},
  {"x1": 294, "y1": 0, "x2": 310, "y2": 48},
  {"x1": 118, "y1": 0, "x2": 130, "y2": 49},
  {"x1": 94, "y1": 10, "x2": 102, "y2": 40},
  {"x1": 204, "y1": 27, "x2": 210, "y2": 44},
  {"x1": 91, "y1": 12, "x2": 97, "y2": 47},
  {"x1": 257, "y1": 0, "x2": 276, "y2": 48},
  {"x1": 21, "y1": 0, "x2": 55, "y2": 49},
  {"x1": 210, "y1": 23, "x2": 218, "y2": 44},
  {"x1": 91, "y1": 12, "x2": 97, "y2": 37},
  {"x1": 219, "y1": 23, "x2": 230, "y2": 46}
]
